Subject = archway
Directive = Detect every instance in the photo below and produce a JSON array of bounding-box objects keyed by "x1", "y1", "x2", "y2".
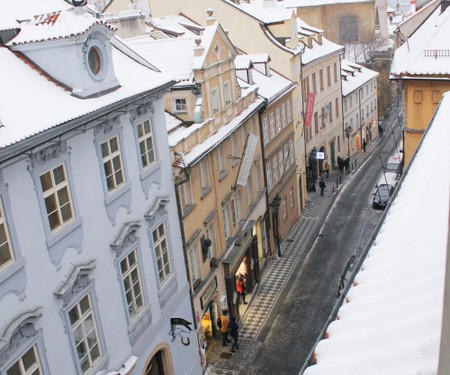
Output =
[{"x1": 143, "y1": 344, "x2": 174, "y2": 375}]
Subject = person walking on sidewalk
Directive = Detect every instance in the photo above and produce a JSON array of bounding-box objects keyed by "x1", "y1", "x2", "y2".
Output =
[
  {"x1": 229, "y1": 317, "x2": 239, "y2": 352},
  {"x1": 319, "y1": 178, "x2": 326, "y2": 196},
  {"x1": 218, "y1": 310, "x2": 231, "y2": 346},
  {"x1": 363, "y1": 139, "x2": 367, "y2": 153},
  {"x1": 236, "y1": 274, "x2": 247, "y2": 305},
  {"x1": 324, "y1": 161, "x2": 330, "y2": 178}
]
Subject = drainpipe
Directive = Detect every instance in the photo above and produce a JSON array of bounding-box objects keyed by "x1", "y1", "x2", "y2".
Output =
[{"x1": 173, "y1": 151, "x2": 197, "y2": 329}]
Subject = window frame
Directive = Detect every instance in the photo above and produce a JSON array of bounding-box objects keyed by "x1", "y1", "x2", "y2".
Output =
[
  {"x1": 275, "y1": 108, "x2": 281, "y2": 134},
  {"x1": 173, "y1": 98, "x2": 187, "y2": 113},
  {"x1": 100, "y1": 135, "x2": 126, "y2": 194},
  {"x1": 269, "y1": 113, "x2": 276, "y2": 139},
  {"x1": 224, "y1": 81, "x2": 231, "y2": 105},
  {"x1": 211, "y1": 88, "x2": 220, "y2": 114},
  {"x1": 286, "y1": 99, "x2": 292, "y2": 123},
  {"x1": 281, "y1": 103, "x2": 287, "y2": 128},
  {"x1": 272, "y1": 155, "x2": 279, "y2": 184},
  {"x1": 189, "y1": 242, "x2": 201, "y2": 283},
  {"x1": 152, "y1": 221, "x2": 172, "y2": 285},
  {"x1": 0, "y1": 196, "x2": 14, "y2": 273},
  {"x1": 137, "y1": 119, "x2": 156, "y2": 170},
  {"x1": 266, "y1": 162, "x2": 272, "y2": 191},
  {"x1": 262, "y1": 117, "x2": 269, "y2": 145}
]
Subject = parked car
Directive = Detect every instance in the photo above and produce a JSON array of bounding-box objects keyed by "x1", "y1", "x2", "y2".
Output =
[
  {"x1": 372, "y1": 184, "x2": 394, "y2": 210},
  {"x1": 386, "y1": 155, "x2": 403, "y2": 175}
]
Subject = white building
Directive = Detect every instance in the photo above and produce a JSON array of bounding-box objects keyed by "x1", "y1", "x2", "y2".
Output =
[
  {"x1": 0, "y1": 3, "x2": 200, "y2": 375},
  {"x1": 341, "y1": 60, "x2": 380, "y2": 158}
]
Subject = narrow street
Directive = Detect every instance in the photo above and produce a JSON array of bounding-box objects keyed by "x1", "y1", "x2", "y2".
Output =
[{"x1": 245, "y1": 116, "x2": 402, "y2": 374}]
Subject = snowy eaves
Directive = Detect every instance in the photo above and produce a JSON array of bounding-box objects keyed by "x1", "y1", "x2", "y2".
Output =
[
  {"x1": 222, "y1": 0, "x2": 294, "y2": 24},
  {"x1": 304, "y1": 91, "x2": 450, "y2": 375},
  {"x1": 341, "y1": 60, "x2": 379, "y2": 96},
  {"x1": 301, "y1": 36, "x2": 344, "y2": 65}
]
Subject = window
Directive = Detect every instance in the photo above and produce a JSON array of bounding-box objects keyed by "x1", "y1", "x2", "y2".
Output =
[
  {"x1": 269, "y1": 113, "x2": 275, "y2": 139},
  {"x1": 40, "y1": 164, "x2": 74, "y2": 232},
  {"x1": 284, "y1": 144, "x2": 289, "y2": 170},
  {"x1": 278, "y1": 150, "x2": 284, "y2": 177},
  {"x1": 319, "y1": 69, "x2": 324, "y2": 90},
  {"x1": 289, "y1": 140, "x2": 294, "y2": 165},
  {"x1": 321, "y1": 107, "x2": 325, "y2": 127},
  {"x1": 335, "y1": 98, "x2": 339, "y2": 118},
  {"x1": 289, "y1": 187, "x2": 294, "y2": 209},
  {"x1": 0, "y1": 197, "x2": 13, "y2": 272},
  {"x1": 120, "y1": 249, "x2": 144, "y2": 320},
  {"x1": 174, "y1": 98, "x2": 187, "y2": 113},
  {"x1": 327, "y1": 66, "x2": 331, "y2": 86},
  {"x1": 344, "y1": 99, "x2": 347, "y2": 112},
  {"x1": 362, "y1": 109, "x2": 364, "y2": 119},
  {"x1": 6, "y1": 345, "x2": 43, "y2": 375},
  {"x1": 235, "y1": 191, "x2": 242, "y2": 223},
  {"x1": 217, "y1": 145, "x2": 227, "y2": 175},
  {"x1": 281, "y1": 103, "x2": 287, "y2": 128},
  {"x1": 189, "y1": 244, "x2": 201, "y2": 282},
  {"x1": 371, "y1": 102, "x2": 373, "y2": 113},
  {"x1": 205, "y1": 223, "x2": 216, "y2": 259},
  {"x1": 224, "y1": 82, "x2": 231, "y2": 105},
  {"x1": 101, "y1": 136, "x2": 125, "y2": 193},
  {"x1": 179, "y1": 180, "x2": 193, "y2": 215},
  {"x1": 222, "y1": 207, "x2": 230, "y2": 240},
  {"x1": 211, "y1": 88, "x2": 219, "y2": 113},
  {"x1": 266, "y1": 162, "x2": 272, "y2": 191},
  {"x1": 312, "y1": 73, "x2": 317, "y2": 93},
  {"x1": 273, "y1": 155, "x2": 278, "y2": 184},
  {"x1": 275, "y1": 108, "x2": 281, "y2": 133},
  {"x1": 303, "y1": 76, "x2": 310, "y2": 100},
  {"x1": 247, "y1": 170, "x2": 253, "y2": 205},
  {"x1": 137, "y1": 119, "x2": 156, "y2": 169},
  {"x1": 262, "y1": 118, "x2": 269, "y2": 145},
  {"x1": 230, "y1": 199, "x2": 237, "y2": 228},
  {"x1": 334, "y1": 63, "x2": 337, "y2": 82},
  {"x1": 282, "y1": 197, "x2": 287, "y2": 219},
  {"x1": 367, "y1": 105, "x2": 369, "y2": 117},
  {"x1": 230, "y1": 134, "x2": 239, "y2": 166},
  {"x1": 329, "y1": 102, "x2": 333, "y2": 122},
  {"x1": 69, "y1": 294, "x2": 102, "y2": 374},
  {"x1": 314, "y1": 112, "x2": 319, "y2": 134},
  {"x1": 153, "y1": 222, "x2": 171, "y2": 283},
  {"x1": 286, "y1": 99, "x2": 292, "y2": 123},
  {"x1": 199, "y1": 159, "x2": 211, "y2": 195},
  {"x1": 349, "y1": 95, "x2": 353, "y2": 108}
]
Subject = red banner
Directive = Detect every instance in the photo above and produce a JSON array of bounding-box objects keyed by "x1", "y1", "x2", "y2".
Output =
[{"x1": 304, "y1": 92, "x2": 315, "y2": 127}]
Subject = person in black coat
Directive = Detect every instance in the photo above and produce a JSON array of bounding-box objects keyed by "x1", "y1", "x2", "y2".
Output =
[
  {"x1": 319, "y1": 178, "x2": 326, "y2": 196},
  {"x1": 229, "y1": 317, "x2": 239, "y2": 352}
]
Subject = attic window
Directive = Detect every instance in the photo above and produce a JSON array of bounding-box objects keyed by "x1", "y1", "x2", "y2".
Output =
[{"x1": 88, "y1": 47, "x2": 101, "y2": 75}]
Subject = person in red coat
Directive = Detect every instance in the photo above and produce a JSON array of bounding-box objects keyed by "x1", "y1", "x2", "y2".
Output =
[{"x1": 236, "y1": 274, "x2": 247, "y2": 305}]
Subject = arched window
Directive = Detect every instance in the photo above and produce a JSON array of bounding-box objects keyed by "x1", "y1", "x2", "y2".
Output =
[
  {"x1": 339, "y1": 15, "x2": 359, "y2": 43},
  {"x1": 145, "y1": 350, "x2": 165, "y2": 375}
]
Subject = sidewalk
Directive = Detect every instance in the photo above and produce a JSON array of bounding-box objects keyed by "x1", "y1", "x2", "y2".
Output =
[{"x1": 204, "y1": 134, "x2": 385, "y2": 375}]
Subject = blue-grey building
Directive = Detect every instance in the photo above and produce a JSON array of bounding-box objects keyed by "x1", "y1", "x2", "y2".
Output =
[{"x1": 0, "y1": 3, "x2": 200, "y2": 375}]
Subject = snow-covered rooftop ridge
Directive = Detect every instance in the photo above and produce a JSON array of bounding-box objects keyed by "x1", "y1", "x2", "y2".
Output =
[
  {"x1": 192, "y1": 22, "x2": 221, "y2": 70},
  {"x1": 0, "y1": 13, "x2": 20, "y2": 31},
  {"x1": 304, "y1": 91, "x2": 450, "y2": 375},
  {"x1": 0, "y1": 45, "x2": 173, "y2": 150},
  {"x1": 391, "y1": 6, "x2": 450, "y2": 76},
  {"x1": 341, "y1": 59, "x2": 379, "y2": 96},
  {"x1": 7, "y1": 7, "x2": 115, "y2": 46},
  {"x1": 0, "y1": 0, "x2": 72, "y2": 23},
  {"x1": 222, "y1": 0, "x2": 295, "y2": 24},
  {"x1": 301, "y1": 35, "x2": 344, "y2": 65},
  {"x1": 234, "y1": 53, "x2": 270, "y2": 69},
  {"x1": 281, "y1": 0, "x2": 372, "y2": 7},
  {"x1": 149, "y1": 14, "x2": 204, "y2": 37},
  {"x1": 396, "y1": 0, "x2": 440, "y2": 30}
]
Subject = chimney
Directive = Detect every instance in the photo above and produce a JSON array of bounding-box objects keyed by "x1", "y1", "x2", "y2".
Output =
[
  {"x1": 206, "y1": 8, "x2": 215, "y2": 26},
  {"x1": 194, "y1": 38, "x2": 204, "y2": 56}
]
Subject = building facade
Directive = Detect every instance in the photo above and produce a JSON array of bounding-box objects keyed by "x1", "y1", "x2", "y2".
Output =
[
  {"x1": 341, "y1": 60, "x2": 380, "y2": 159},
  {"x1": 0, "y1": 5, "x2": 200, "y2": 375}
]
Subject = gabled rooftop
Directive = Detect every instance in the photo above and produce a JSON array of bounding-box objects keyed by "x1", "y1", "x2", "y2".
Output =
[
  {"x1": 341, "y1": 59, "x2": 379, "y2": 96},
  {"x1": 391, "y1": 5, "x2": 450, "y2": 77}
]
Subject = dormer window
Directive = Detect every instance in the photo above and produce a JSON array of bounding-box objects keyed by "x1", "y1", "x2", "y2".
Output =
[{"x1": 84, "y1": 36, "x2": 108, "y2": 82}]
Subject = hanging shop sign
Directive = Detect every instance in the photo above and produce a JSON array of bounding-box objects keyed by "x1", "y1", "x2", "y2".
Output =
[
  {"x1": 169, "y1": 317, "x2": 193, "y2": 346},
  {"x1": 236, "y1": 133, "x2": 259, "y2": 186},
  {"x1": 304, "y1": 92, "x2": 316, "y2": 127},
  {"x1": 200, "y1": 276, "x2": 217, "y2": 309}
]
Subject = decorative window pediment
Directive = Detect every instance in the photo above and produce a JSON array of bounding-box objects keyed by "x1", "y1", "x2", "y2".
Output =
[
  {"x1": 110, "y1": 221, "x2": 141, "y2": 257},
  {"x1": 0, "y1": 308, "x2": 42, "y2": 357},
  {"x1": 54, "y1": 260, "x2": 96, "y2": 306},
  {"x1": 144, "y1": 195, "x2": 169, "y2": 227}
]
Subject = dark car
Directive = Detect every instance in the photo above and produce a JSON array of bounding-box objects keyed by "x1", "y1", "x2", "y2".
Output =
[{"x1": 372, "y1": 184, "x2": 394, "y2": 210}]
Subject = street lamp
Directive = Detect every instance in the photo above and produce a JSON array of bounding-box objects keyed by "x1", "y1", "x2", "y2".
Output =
[
  {"x1": 345, "y1": 125, "x2": 352, "y2": 160},
  {"x1": 270, "y1": 194, "x2": 282, "y2": 258}
]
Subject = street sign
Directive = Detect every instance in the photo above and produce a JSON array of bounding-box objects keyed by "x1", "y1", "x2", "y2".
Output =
[{"x1": 315, "y1": 152, "x2": 324, "y2": 160}]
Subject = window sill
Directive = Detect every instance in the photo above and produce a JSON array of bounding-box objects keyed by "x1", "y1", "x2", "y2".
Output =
[
  {"x1": 232, "y1": 160, "x2": 240, "y2": 168},
  {"x1": 105, "y1": 182, "x2": 131, "y2": 207},
  {"x1": 218, "y1": 170, "x2": 229, "y2": 182},
  {"x1": 182, "y1": 204, "x2": 196, "y2": 218},
  {"x1": 140, "y1": 161, "x2": 162, "y2": 181},
  {"x1": 46, "y1": 217, "x2": 83, "y2": 249},
  {"x1": 200, "y1": 187, "x2": 213, "y2": 200}
]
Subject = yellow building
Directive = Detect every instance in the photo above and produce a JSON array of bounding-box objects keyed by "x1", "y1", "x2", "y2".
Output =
[
  {"x1": 108, "y1": 0, "x2": 308, "y2": 214},
  {"x1": 123, "y1": 18, "x2": 271, "y2": 365},
  {"x1": 391, "y1": 1, "x2": 450, "y2": 165}
]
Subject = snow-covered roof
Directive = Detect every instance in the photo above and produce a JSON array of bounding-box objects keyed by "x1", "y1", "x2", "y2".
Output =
[
  {"x1": 0, "y1": 0, "x2": 72, "y2": 22},
  {"x1": 341, "y1": 59, "x2": 379, "y2": 96},
  {"x1": 0, "y1": 44, "x2": 173, "y2": 150},
  {"x1": 222, "y1": 0, "x2": 295, "y2": 24},
  {"x1": 149, "y1": 14, "x2": 204, "y2": 38},
  {"x1": 169, "y1": 97, "x2": 265, "y2": 166},
  {"x1": 391, "y1": 6, "x2": 450, "y2": 77},
  {"x1": 165, "y1": 111, "x2": 184, "y2": 133},
  {"x1": 7, "y1": 8, "x2": 115, "y2": 46},
  {"x1": 281, "y1": 0, "x2": 372, "y2": 7},
  {"x1": 124, "y1": 35, "x2": 196, "y2": 85},
  {"x1": 0, "y1": 13, "x2": 19, "y2": 32},
  {"x1": 304, "y1": 91, "x2": 450, "y2": 375},
  {"x1": 301, "y1": 35, "x2": 344, "y2": 65},
  {"x1": 296, "y1": 16, "x2": 324, "y2": 33}
]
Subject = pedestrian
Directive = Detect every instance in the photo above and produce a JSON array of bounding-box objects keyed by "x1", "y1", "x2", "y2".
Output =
[
  {"x1": 324, "y1": 161, "x2": 330, "y2": 178},
  {"x1": 344, "y1": 157, "x2": 350, "y2": 173},
  {"x1": 319, "y1": 178, "x2": 326, "y2": 196},
  {"x1": 236, "y1": 274, "x2": 247, "y2": 305},
  {"x1": 229, "y1": 317, "x2": 239, "y2": 352},
  {"x1": 338, "y1": 156, "x2": 344, "y2": 173},
  {"x1": 217, "y1": 310, "x2": 231, "y2": 346},
  {"x1": 363, "y1": 140, "x2": 367, "y2": 153}
]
